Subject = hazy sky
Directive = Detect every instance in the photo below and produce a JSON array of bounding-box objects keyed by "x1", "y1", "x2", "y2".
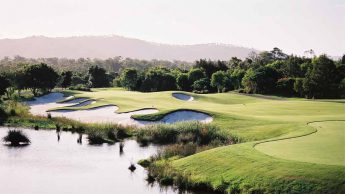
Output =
[{"x1": 1, "y1": 0, "x2": 344, "y2": 56}]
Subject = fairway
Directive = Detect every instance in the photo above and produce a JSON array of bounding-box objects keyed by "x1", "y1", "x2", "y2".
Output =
[
  {"x1": 51, "y1": 88, "x2": 345, "y2": 192},
  {"x1": 256, "y1": 121, "x2": 345, "y2": 166},
  {"x1": 61, "y1": 88, "x2": 345, "y2": 141}
]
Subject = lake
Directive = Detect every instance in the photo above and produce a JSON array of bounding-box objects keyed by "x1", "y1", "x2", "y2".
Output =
[{"x1": 0, "y1": 127, "x2": 183, "y2": 194}]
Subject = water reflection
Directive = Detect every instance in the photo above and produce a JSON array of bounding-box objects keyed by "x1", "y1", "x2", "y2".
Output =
[
  {"x1": 77, "y1": 133, "x2": 82, "y2": 144},
  {"x1": 120, "y1": 142, "x2": 124, "y2": 156},
  {"x1": 0, "y1": 127, "x2": 211, "y2": 194}
]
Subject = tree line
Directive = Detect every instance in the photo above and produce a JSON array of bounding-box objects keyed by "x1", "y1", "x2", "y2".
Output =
[{"x1": 0, "y1": 48, "x2": 344, "y2": 99}]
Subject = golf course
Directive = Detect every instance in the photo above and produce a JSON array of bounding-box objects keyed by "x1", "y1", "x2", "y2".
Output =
[{"x1": 24, "y1": 87, "x2": 345, "y2": 193}]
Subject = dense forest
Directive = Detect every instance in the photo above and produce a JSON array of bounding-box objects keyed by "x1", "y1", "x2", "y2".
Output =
[{"x1": 0, "y1": 48, "x2": 344, "y2": 99}]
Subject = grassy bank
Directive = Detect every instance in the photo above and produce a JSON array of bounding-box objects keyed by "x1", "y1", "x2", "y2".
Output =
[{"x1": 146, "y1": 124, "x2": 345, "y2": 193}]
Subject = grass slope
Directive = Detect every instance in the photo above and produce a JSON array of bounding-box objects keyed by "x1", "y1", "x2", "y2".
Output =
[
  {"x1": 54, "y1": 88, "x2": 345, "y2": 192},
  {"x1": 256, "y1": 121, "x2": 345, "y2": 166},
  {"x1": 172, "y1": 124, "x2": 345, "y2": 193}
]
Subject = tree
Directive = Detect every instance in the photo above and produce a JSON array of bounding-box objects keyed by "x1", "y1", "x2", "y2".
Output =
[
  {"x1": 192, "y1": 78, "x2": 210, "y2": 93},
  {"x1": 140, "y1": 67, "x2": 177, "y2": 92},
  {"x1": 88, "y1": 66, "x2": 109, "y2": 87},
  {"x1": 211, "y1": 71, "x2": 228, "y2": 93},
  {"x1": 270, "y1": 47, "x2": 288, "y2": 60},
  {"x1": 0, "y1": 74, "x2": 10, "y2": 96},
  {"x1": 188, "y1": 68, "x2": 205, "y2": 84},
  {"x1": 195, "y1": 59, "x2": 228, "y2": 78},
  {"x1": 339, "y1": 78, "x2": 345, "y2": 98},
  {"x1": 22, "y1": 63, "x2": 59, "y2": 96},
  {"x1": 71, "y1": 73, "x2": 88, "y2": 86},
  {"x1": 242, "y1": 67, "x2": 280, "y2": 94},
  {"x1": 276, "y1": 78, "x2": 295, "y2": 96},
  {"x1": 176, "y1": 73, "x2": 190, "y2": 91},
  {"x1": 266, "y1": 60, "x2": 287, "y2": 77},
  {"x1": 120, "y1": 68, "x2": 138, "y2": 90},
  {"x1": 294, "y1": 78, "x2": 304, "y2": 97},
  {"x1": 59, "y1": 71, "x2": 72, "y2": 89},
  {"x1": 303, "y1": 55, "x2": 337, "y2": 98},
  {"x1": 228, "y1": 57, "x2": 242, "y2": 69},
  {"x1": 230, "y1": 69, "x2": 246, "y2": 89},
  {"x1": 341, "y1": 54, "x2": 345, "y2": 64}
]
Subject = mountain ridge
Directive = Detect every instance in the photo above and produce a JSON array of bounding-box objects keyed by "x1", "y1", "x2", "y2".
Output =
[{"x1": 0, "y1": 35, "x2": 258, "y2": 61}]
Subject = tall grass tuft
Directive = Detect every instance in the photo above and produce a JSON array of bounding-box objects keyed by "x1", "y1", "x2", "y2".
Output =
[
  {"x1": 136, "y1": 121, "x2": 232, "y2": 146},
  {"x1": 2, "y1": 130, "x2": 30, "y2": 146}
]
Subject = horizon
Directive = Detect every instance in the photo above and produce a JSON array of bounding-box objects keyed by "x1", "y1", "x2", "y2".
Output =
[{"x1": 1, "y1": 0, "x2": 344, "y2": 56}]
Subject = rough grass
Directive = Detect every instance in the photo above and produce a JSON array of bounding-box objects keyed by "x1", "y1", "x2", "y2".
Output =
[{"x1": 136, "y1": 121, "x2": 231, "y2": 145}]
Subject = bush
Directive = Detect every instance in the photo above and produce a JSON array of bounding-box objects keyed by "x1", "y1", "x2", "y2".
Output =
[
  {"x1": 138, "y1": 159, "x2": 151, "y2": 168},
  {"x1": 68, "y1": 84, "x2": 91, "y2": 91},
  {"x1": 2, "y1": 130, "x2": 30, "y2": 146},
  {"x1": 87, "y1": 131, "x2": 113, "y2": 145},
  {"x1": 159, "y1": 176, "x2": 174, "y2": 185},
  {"x1": 276, "y1": 78, "x2": 295, "y2": 96},
  {"x1": 136, "y1": 121, "x2": 231, "y2": 146}
]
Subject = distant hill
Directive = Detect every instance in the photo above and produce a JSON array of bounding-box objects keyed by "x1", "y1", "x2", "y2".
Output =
[{"x1": 0, "y1": 35, "x2": 257, "y2": 61}]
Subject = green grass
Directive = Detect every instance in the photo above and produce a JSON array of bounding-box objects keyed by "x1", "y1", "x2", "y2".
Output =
[
  {"x1": 57, "y1": 88, "x2": 345, "y2": 142},
  {"x1": 171, "y1": 124, "x2": 345, "y2": 193},
  {"x1": 26, "y1": 88, "x2": 345, "y2": 192},
  {"x1": 256, "y1": 121, "x2": 345, "y2": 166}
]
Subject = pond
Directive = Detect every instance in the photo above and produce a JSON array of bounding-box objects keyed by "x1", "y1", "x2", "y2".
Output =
[{"x1": 0, "y1": 127, "x2": 202, "y2": 194}]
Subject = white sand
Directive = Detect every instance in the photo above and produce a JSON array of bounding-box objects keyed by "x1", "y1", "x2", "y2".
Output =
[
  {"x1": 27, "y1": 93, "x2": 213, "y2": 127},
  {"x1": 161, "y1": 110, "x2": 212, "y2": 123},
  {"x1": 61, "y1": 98, "x2": 88, "y2": 104},
  {"x1": 49, "y1": 106, "x2": 159, "y2": 126},
  {"x1": 67, "y1": 100, "x2": 96, "y2": 107},
  {"x1": 172, "y1": 93, "x2": 194, "y2": 101}
]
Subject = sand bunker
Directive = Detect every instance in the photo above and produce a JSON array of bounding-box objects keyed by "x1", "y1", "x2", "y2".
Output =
[
  {"x1": 161, "y1": 110, "x2": 212, "y2": 123},
  {"x1": 49, "y1": 106, "x2": 158, "y2": 126},
  {"x1": 66, "y1": 100, "x2": 96, "y2": 107},
  {"x1": 27, "y1": 93, "x2": 213, "y2": 127},
  {"x1": 172, "y1": 93, "x2": 194, "y2": 101},
  {"x1": 60, "y1": 97, "x2": 88, "y2": 104}
]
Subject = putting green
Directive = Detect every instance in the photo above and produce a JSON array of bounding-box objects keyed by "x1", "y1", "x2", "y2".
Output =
[{"x1": 255, "y1": 121, "x2": 345, "y2": 166}]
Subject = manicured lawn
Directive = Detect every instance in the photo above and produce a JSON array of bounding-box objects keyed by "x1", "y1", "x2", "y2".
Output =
[
  {"x1": 57, "y1": 88, "x2": 345, "y2": 192},
  {"x1": 61, "y1": 88, "x2": 345, "y2": 141},
  {"x1": 256, "y1": 121, "x2": 345, "y2": 166}
]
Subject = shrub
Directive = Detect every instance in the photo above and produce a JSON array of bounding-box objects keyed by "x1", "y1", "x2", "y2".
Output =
[
  {"x1": 87, "y1": 131, "x2": 112, "y2": 145},
  {"x1": 138, "y1": 159, "x2": 151, "y2": 168},
  {"x1": 68, "y1": 84, "x2": 91, "y2": 91},
  {"x1": 276, "y1": 78, "x2": 295, "y2": 96},
  {"x1": 2, "y1": 130, "x2": 30, "y2": 146},
  {"x1": 159, "y1": 176, "x2": 174, "y2": 185},
  {"x1": 136, "y1": 121, "x2": 230, "y2": 146}
]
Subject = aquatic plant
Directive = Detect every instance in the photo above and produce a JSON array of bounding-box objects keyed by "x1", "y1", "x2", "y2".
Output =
[
  {"x1": 87, "y1": 130, "x2": 113, "y2": 145},
  {"x1": 2, "y1": 130, "x2": 30, "y2": 146},
  {"x1": 136, "y1": 121, "x2": 231, "y2": 145},
  {"x1": 128, "y1": 163, "x2": 136, "y2": 172}
]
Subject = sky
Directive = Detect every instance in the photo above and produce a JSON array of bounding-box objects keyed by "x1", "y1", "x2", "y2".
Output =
[{"x1": 0, "y1": 0, "x2": 344, "y2": 56}]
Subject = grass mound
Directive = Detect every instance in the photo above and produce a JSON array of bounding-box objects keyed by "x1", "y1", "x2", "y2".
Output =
[{"x1": 255, "y1": 121, "x2": 345, "y2": 166}]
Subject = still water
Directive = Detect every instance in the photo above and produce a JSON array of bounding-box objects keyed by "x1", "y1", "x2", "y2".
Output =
[{"x1": 0, "y1": 127, "x2": 181, "y2": 194}]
